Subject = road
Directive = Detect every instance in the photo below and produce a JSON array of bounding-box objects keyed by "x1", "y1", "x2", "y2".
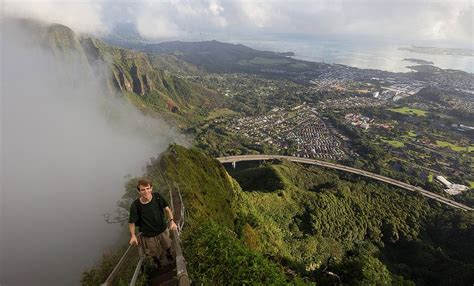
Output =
[{"x1": 216, "y1": 155, "x2": 473, "y2": 212}]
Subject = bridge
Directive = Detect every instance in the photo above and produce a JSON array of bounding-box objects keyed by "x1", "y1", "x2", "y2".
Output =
[{"x1": 217, "y1": 155, "x2": 473, "y2": 212}]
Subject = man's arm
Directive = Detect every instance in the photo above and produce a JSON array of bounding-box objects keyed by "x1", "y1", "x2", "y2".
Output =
[
  {"x1": 164, "y1": 206, "x2": 177, "y2": 230},
  {"x1": 129, "y1": 223, "x2": 138, "y2": 245},
  {"x1": 129, "y1": 202, "x2": 139, "y2": 245}
]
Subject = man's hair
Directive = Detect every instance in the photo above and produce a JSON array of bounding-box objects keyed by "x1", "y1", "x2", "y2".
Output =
[{"x1": 136, "y1": 178, "x2": 153, "y2": 191}]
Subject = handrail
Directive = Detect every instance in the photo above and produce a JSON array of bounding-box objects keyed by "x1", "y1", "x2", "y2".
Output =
[
  {"x1": 171, "y1": 183, "x2": 186, "y2": 231},
  {"x1": 176, "y1": 184, "x2": 186, "y2": 230},
  {"x1": 101, "y1": 233, "x2": 144, "y2": 286},
  {"x1": 129, "y1": 257, "x2": 145, "y2": 286},
  {"x1": 170, "y1": 228, "x2": 190, "y2": 286},
  {"x1": 129, "y1": 234, "x2": 146, "y2": 286},
  {"x1": 171, "y1": 185, "x2": 190, "y2": 285}
]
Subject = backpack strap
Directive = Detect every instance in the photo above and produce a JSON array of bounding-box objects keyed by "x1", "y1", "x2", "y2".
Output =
[{"x1": 133, "y1": 199, "x2": 142, "y2": 227}]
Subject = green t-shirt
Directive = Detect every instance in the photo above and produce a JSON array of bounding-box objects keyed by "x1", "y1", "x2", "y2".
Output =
[{"x1": 129, "y1": 192, "x2": 169, "y2": 237}]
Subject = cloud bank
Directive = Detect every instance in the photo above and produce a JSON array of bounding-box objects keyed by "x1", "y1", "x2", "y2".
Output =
[
  {"x1": 0, "y1": 20, "x2": 185, "y2": 285},
  {"x1": 3, "y1": 0, "x2": 472, "y2": 46},
  {"x1": 3, "y1": 0, "x2": 107, "y2": 35}
]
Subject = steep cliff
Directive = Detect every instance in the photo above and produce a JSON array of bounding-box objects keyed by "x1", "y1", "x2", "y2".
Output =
[{"x1": 26, "y1": 19, "x2": 224, "y2": 123}]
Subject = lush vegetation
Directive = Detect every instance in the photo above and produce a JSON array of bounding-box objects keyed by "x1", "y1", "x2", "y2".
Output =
[
  {"x1": 83, "y1": 145, "x2": 305, "y2": 285},
  {"x1": 183, "y1": 221, "x2": 292, "y2": 285},
  {"x1": 388, "y1": 107, "x2": 428, "y2": 117},
  {"x1": 84, "y1": 146, "x2": 473, "y2": 285},
  {"x1": 381, "y1": 138, "x2": 405, "y2": 148},
  {"x1": 238, "y1": 57, "x2": 292, "y2": 66},
  {"x1": 232, "y1": 160, "x2": 473, "y2": 285},
  {"x1": 152, "y1": 145, "x2": 311, "y2": 284},
  {"x1": 436, "y1": 140, "x2": 474, "y2": 152}
]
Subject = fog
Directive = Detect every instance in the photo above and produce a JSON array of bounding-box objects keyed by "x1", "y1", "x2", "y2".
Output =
[{"x1": 0, "y1": 21, "x2": 185, "y2": 285}]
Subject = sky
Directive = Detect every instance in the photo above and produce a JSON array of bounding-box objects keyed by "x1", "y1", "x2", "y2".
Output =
[{"x1": 2, "y1": 0, "x2": 473, "y2": 47}]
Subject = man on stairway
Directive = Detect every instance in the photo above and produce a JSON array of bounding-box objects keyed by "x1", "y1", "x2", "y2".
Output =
[{"x1": 128, "y1": 178, "x2": 178, "y2": 267}]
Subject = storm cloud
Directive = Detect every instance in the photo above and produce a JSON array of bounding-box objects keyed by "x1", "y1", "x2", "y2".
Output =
[{"x1": 0, "y1": 20, "x2": 185, "y2": 285}]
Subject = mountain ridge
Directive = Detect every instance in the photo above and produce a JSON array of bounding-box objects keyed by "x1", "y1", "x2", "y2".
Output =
[
  {"x1": 8, "y1": 18, "x2": 225, "y2": 125},
  {"x1": 103, "y1": 37, "x2": 327, "y2": 74}
]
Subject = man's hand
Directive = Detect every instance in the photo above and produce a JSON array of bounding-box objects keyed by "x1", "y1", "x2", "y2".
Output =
[
  {"x1": 169, "y1": 220, "x2": 178, "y2": 231},
  {"x1": 129, "y1": 235, "x2": 138, "y2": 246}
]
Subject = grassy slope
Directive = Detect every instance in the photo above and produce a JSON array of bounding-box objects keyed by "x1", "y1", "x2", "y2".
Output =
[
  {"x1": 154, "y1": 145, "x2": 310, "y2": 284},
  {"x1": 436, "y1": 140, "x2": 474, "y2": 152},
  {"x1": 83, "y1": 146, "x2": 473, "y2": 285},
  {"x1": 83, "y1": 145, "x2": 298, "y2": 285},
  {"x1": 231, "y1": 161, "x2": 430, "y2": 263},
  {"x1": 388, "y1": 107, "x2": 428, "y2": 117}
]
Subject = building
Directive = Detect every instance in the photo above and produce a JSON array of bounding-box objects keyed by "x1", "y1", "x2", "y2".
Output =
[
  {"x1": 436, "y1": 176, "x2": 469, "y2": 196},
  {"x1": 436, "y1": 176, "x2": 452, "y2": 187}
]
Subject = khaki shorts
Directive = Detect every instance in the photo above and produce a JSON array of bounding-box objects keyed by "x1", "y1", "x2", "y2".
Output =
[{"x1": 142, "y1": 229, "x2": 174, "y2": 265}]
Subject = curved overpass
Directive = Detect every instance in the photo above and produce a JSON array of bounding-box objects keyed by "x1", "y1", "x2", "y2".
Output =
[{"x1": 216, "y1": 155, "x2": 473, "y2": 212}]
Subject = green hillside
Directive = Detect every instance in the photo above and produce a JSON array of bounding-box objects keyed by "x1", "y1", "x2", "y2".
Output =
[
  {"x1": 86, "y1": 35, "x2": 225, "y2": 126},
  {"x1": 229, "y1": 161, "x2": 474, "y2": 285},
  {"x1": 107, "y1": 39, "x2": 305, "y2": 73},
  {"x1": 25, "y1": 19, "x2": 225, "y2": 127},
  {"x1": 83, "y1": 146, "x2": 474, "y2": 285},
  {"x1": 82, "y1": 145, "x2": 297, "y2": 285}
]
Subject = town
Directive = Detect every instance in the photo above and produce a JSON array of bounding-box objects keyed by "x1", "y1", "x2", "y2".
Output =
[
  {"x1": 184, "y1": 59, "x2": 473, "y2": 205},
  {"x1": 223, "y1": 105, "x2": 350, "y2": 160}
]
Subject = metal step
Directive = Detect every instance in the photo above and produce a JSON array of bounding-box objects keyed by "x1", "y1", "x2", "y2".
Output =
[{"x1": 148, "y1": 262, "x2": 177, "y2": 286}]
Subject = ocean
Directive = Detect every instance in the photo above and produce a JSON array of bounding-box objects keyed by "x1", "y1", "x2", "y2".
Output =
[{"x1": 234, "y1": 38, "x2": 473, "y2": 74}]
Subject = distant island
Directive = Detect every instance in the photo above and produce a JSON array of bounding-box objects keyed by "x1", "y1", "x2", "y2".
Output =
[
  {"x1": 403, "y1": 58, "x2": 434, "y2": 65},
  {"x1": 399, "y1": 46, "x2": 474, "y2": 57}
]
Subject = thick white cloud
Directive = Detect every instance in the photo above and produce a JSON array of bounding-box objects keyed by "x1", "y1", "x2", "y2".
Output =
[
  {"x1": 233, "y1": 0, "x2": 472, "y2": 44},
  {"x1": 2, "y1": 0, "x2": 472, "y2": 45},
  {"x1": 239, "y1": 2, "x2": 271, "y2": 28},
  {"x1": 112, "y1": 0, "x2": 473, "y2": 45},
  {"x1": 136, "y1": 7, "x2": 182, "y2": 39},
  {"x1": 113, "y1": 0, "x2": 231, "y2": 40},
  {"x1": 3, "y1": 0, "x2": 107, "y2": 35}
]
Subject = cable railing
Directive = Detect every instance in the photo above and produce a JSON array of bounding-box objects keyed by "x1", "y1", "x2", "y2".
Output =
[
  {"x1": 129, "y1": 234, "x2": 146, "y2": 286},
  {"x1": 101, "y1": 234, "x2": 145, "y2": 286},
  {"x1": 102, "y1": 186, "x2": 189, "y2": 286},
  {"x1": 170, "y1": 183, "x2": 186, "y2": 231}
]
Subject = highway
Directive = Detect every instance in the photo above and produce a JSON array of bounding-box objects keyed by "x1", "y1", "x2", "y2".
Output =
[{"x1": 216, "y1": 155, "x2": 473, "y2": 212}]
